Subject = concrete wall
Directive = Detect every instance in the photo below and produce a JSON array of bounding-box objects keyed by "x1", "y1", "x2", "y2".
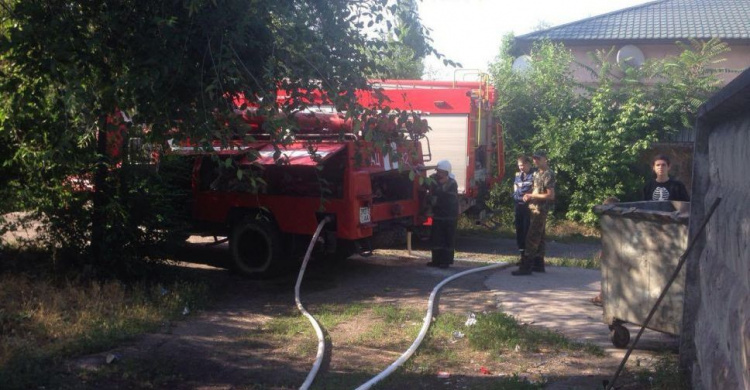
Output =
[{"x1": 681, "y1": 70, "x2": 750, "y2": 389}]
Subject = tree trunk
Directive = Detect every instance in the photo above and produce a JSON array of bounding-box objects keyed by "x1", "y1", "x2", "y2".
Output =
[{"x1": 91, "y1": 114, "x2": 109, "y2": 267}]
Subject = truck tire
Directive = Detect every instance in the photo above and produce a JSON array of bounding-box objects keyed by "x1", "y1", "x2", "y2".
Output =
[{"x1": 229, "y1": 217, "x2": 284, "y2": 277}]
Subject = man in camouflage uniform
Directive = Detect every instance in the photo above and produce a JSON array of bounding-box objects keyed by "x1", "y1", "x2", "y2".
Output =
[{"x1": 513, "y1": 150, "x2": 555, "y2": 276}]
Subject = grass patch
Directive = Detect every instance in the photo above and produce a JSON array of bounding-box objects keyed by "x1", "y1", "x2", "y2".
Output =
[
  {"x1": 404, "y1": 312, "x2": 466, "y2": 370},
  {"x1": 263, "y1": 312, "x2": 310, "y2": 338},
  {"x1": 0, "y1": 274, "x2": 209, "y2": 389},
  {"x1": 546, "y1": 256, "x2": 600, "y2": 270},
  {"x1": 244, "y1": 304, "x2": 602, "y2": 389},
  {"x1": 466, "y1": 312, "x2": 603, "y2": 357},
  {"x1": 372, "y1": 304, "x2": 421, "y2": 325},
  {"x1": 354, "y1": 305, "x2": 423, "y2": 347},
  {"x1": 316, "y1": 303, "x2": 367, "y2": 327},
  {"x1": 457, "y1": 214, "x2": 601, "y2": 244},
  {"x1": 259, "y1": 303, "x2": 371, "y2": 355},
  {"x1": 395, "y1": 312, "x2": 553, "y2": 389},
  {"x1": 546, "y1": 218, "x2": 601, "y2": 243},
  {"x1": 635, "y1": 354, "x2": 687, "y2": 389},
  {"x1": 457, "y1": 215, "x2": 515, "y2": 239},
  {"x1": 264, "y1": 302, "x2": 369, "y2": 338}
]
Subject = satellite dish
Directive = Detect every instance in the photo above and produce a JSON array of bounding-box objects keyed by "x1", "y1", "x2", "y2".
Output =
[
  {"x1": 512, "y1": 55, "x2": 532, "y2": 73},
  {"x1": 617, "y1": 45, "x2": 645, "y2": 68}
]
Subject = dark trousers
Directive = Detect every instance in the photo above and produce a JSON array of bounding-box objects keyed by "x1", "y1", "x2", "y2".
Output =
[
  {"x1": 431, "y1": 218, "x2": 457, "y2": 265},
  {"x1": 519, "y1": 208, "x2": 547, "y2": 271},
  {"x1": 514, "y1": 202, "x2": 531, "y2": 252}
]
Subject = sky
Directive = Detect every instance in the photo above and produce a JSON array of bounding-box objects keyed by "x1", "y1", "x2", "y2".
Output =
[{"x1": 418, "y1": 0, "x2": 655, "y2": 80}]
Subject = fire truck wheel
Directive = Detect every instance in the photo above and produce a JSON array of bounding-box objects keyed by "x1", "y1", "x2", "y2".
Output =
[{"x1": 229, "y1": 218, "x2": 283, "y2": 277}]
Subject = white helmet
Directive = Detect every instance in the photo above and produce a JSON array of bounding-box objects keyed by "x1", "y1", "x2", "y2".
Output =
[{"x1": 436, "y1": 160, "x2": 452, "y2": 173}]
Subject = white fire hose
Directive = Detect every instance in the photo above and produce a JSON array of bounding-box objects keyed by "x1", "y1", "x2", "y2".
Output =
[
  {"x1": 355, "y1": 261, "x2": 510, "y2": 390},
  {"x1": 296, "y1": 219, "x2": 510, "y2": 389},
  {"x1": 295, "y1": 217, "x2": 331, "y2": 390}
]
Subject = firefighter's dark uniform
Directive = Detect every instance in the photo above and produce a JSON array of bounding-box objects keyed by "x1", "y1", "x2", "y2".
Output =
[
  {"x1": 429, "y1": 174, "x2": 459, "y2": 267},
  {"x1": 518, "y1": 168, "x2": 555, "y2": 273}
]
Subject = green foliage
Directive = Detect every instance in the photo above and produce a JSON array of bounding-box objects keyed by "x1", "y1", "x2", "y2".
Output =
[
  {"x1": 539, "y1": 58, "x2": 657, "y2": 223},
  {"x1": 491, "y1": 36, "x2": 580, "y2": 156},
  {"x1": 0, "y1": 276, "x2": 208, "y2": 389},
  {"x1": 490, "y1": 36, "x2": 727, "y2": 224},
  {"x1": 489, "y1": 37, "x2": 581, "y2": 217},
  {"x1": 47, "y1": 158, "x2": 192, "y2": 279},
  {"x1": 368, "y1": 0, "x2": 430, "y2": 79},
  {"x1": 0, "y1": 0, "x2": 434, "y2": 278},
  {"x1": 466, "y1": 312, "x2": 603, "y2": 355},
  {"x1": 650, "y1": 38, "x2": 730, "y2": 134},
  {"x1": 371, "y1": 39, "x2": 425, "y2": 79},
  {"x1": 637, "y1": 353, "x2": 688, "y2": 390}
]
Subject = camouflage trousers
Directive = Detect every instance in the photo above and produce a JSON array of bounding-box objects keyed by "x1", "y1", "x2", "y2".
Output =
[{"x1": 523, "y1": 207, "x2": 547, "y2": 261}]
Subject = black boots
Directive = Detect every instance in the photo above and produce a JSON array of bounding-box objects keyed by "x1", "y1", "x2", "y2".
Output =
[
  {"x1": 532, "y1": 257, "x2": 545, "y2": 273},
  {"x1": 516, "y1": 250, "x2": 524, "y2": 266},
  {"x1": 512, "y1": 256, "x2": 545, "y2": 276}
]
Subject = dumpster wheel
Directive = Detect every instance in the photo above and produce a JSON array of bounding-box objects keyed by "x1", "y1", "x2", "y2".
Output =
[{"x1": 609, "y1": 323, "x2": 630, "y2": 348}]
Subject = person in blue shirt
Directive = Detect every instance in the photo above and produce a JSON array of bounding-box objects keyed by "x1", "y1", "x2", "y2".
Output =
[{"x1": 512, "y1": 155, "x2": 535, "y2": 261}]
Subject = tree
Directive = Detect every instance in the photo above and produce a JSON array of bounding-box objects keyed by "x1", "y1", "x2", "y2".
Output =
[
  {"x1": 489, "y1": 36, "x2": 727, "y2": 224},
  {"x1": 0, "y1": 0, "x2": 435, "y2": 278},
  {"x1": 369, "y1": 0, "x2": 431, "y2": 79}
]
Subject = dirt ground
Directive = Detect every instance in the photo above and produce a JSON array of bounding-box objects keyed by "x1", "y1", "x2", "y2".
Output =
[{"x1": 61, "y1": 235, "x2": 672, "y2": 389}]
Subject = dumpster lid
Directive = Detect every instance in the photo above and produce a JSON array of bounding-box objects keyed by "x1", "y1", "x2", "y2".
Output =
[{"x1": 593, "y1": 201, "x2": 690, "y2": 224}]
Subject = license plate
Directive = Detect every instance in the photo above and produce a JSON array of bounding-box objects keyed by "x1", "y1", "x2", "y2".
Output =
[{"x1": 359, "y1": 207, "x2": 371, "y2": 224}]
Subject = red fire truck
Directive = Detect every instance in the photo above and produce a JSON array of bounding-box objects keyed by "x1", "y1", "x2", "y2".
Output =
[
  {"x1": 363, "y1": 79, "x2": 504, "y2": 215},
  {"x1": 160, "y1": 78, "x2": 503, "y2": 277}
]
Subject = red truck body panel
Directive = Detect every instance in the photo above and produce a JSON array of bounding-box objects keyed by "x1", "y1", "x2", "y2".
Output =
[{"x1": 174, "y1": 138, "x2": 424, "y2": 239}]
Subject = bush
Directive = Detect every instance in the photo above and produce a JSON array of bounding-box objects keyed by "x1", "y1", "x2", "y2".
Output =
[
  {"x1": 22, "y1": 154, "x2": 192, "y2": 281},
  {"x1": 491, "y1": 37, "x2": 727, "y2": 224}
]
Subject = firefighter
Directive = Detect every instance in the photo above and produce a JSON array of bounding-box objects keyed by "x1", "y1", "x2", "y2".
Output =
[
  {"x1": 427, "y1": 160, "x2": 459, "y2": 268},
  {"x1": 513, "y1": 150, "x2": 555, "y2": 276}
]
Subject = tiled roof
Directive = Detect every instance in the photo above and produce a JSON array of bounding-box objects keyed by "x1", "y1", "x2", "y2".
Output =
[{"x1": 517, "y1": 0, "x2": 750, "y2": 42}]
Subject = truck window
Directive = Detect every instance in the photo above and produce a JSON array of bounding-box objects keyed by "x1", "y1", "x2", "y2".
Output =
[
  {"x1": 198, "y1": 156, "x2": 219, "y2": 192},
  {"x1": 261, "y1": 148, "x2": 345, "y2": 198},
  {"x1": 198, "y1": 155, "x2": 257, "y2": 193},
  {"x1": 371, "y1": 171, "x2": 413, "y2": 203}
]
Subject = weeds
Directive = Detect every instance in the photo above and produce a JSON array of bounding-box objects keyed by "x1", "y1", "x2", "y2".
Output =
[
  {"x1": 0, "y1": 274, "x2": 208, "y2": 389},
  {"x1": 457, "y1": 214, "x2": 601, "y2": 244},
  {"x1": 546, "y1": 256, "x2": 600, "y2": 270},
  {"x1": 466, "y1": 312, "x2": 604, "y2": 356},
  {"x1": 635, "y1": 354, "x2": 688, "y2": 389}
]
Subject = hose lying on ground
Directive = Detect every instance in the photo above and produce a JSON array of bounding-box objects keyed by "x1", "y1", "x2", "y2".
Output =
[
  {"x1": 295, "y1": 217, "x2": 330, "y2": 390},
  {"x1": 296, "y1": 223, "x2": 510, "y2": 389},
  {"x1": 355, "y1": 261, "x2": 512, "y2": 390}
]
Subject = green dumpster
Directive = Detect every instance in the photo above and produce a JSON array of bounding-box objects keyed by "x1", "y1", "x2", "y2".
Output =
[{"x1": 593, "y1": 201, "x2": 689, "y2": 348}]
